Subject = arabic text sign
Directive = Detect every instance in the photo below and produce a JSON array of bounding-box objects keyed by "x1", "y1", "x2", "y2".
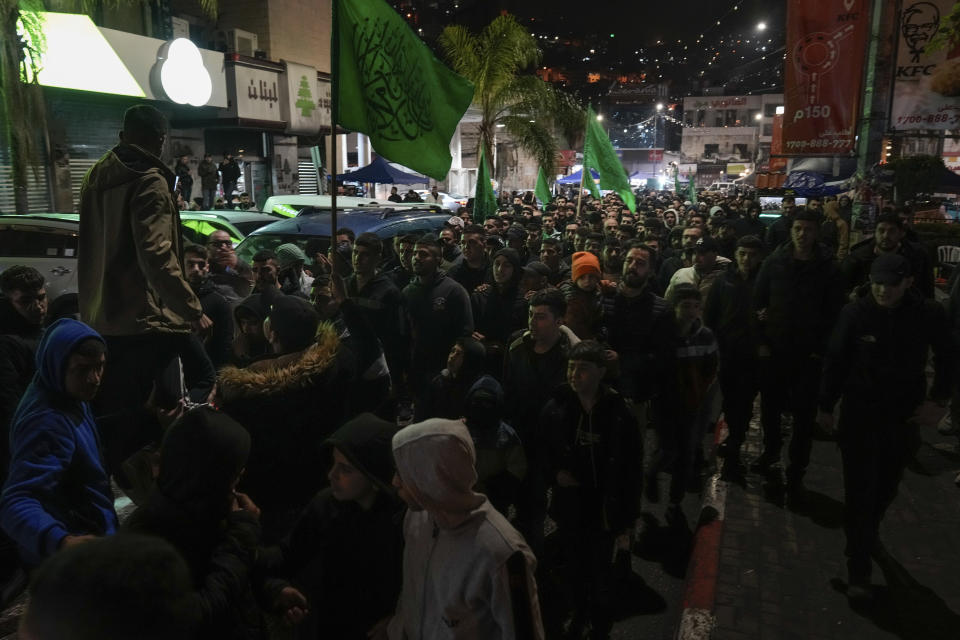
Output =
[
  {"x1": 232, "y1": 65, "x2": 283, "y2": 122},
  {"x1": 891, "y1": 0, "x2": 960, "y2": 130},
  {"x1": 782, "y1": 0, "x2": 871, "y2": 155}
]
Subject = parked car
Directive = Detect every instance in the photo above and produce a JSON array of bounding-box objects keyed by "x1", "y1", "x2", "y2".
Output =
[
  {"x1": 0, "y1": 211, "x2": 274, "y2": 306},
  {"x1": 235, "y1": 207, "x2": 450, "y2": 266},
  {"x1": 414, "y1": 190, "x2": 466, "y2": 212},
  {"x1": 260, "y1": 195, "x2": 442, "y2": 218}
]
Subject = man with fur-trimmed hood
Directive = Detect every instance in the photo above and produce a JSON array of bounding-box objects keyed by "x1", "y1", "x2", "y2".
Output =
[{"x1": 216, "y1": 294, "x2": 352, "y2": 542}]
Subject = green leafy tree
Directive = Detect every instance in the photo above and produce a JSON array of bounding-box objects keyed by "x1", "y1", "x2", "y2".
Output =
[
  {"x1": 887, "y1": 154, "x2": 945, "y2": 204},
  {"x1": 1, "y1": 0, "x2": 217, "y2": 213},
  {"x1": 925, "y1": 2, "x2": 960, "y2": 54},
  {"x1": 438, "y1": 14, "x2": 576, "y2": 178}
]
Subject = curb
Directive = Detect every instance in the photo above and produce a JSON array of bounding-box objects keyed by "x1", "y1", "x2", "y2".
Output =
[{"x1": 676, "y1": 420, "x2": 729, "y2": 640}]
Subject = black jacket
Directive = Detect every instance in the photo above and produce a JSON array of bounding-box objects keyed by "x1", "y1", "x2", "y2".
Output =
[
  {"x1": 503, "y1": 330, "x2": 573, "y2": 445},
  {"x1": 216, "y1": 325, "x2": 351, "y2": 541},
  {"x1": 448, "y1": 257, "x2": 492, "y2": 293},
  {"x1": 219, "y1": 159, "x2": 241, "y2": 183},
  {"x1": 703, "y1": 266, "x2": 760, "y2": 361},
  {"x1": 764, "y1": 214, "x2": 792, "y2": 252},
  {"x1": 346, "y1": 272, "x2": 406, "y2": 379},
  {"x1": 754, "y1": 242, "x2": 845, "y2": 356},
  {"x1": 735, "y1": 216, "x2": 766, "y2": 241},
  {"x1": 124, "y1": 408, "x2": 266, "y2": 640},
  {"x1": 198, "y1": 159, "x2": 219, "y2": 190},
  {"x1": 603, "y1": 284, "x2": 675, "y2": 401},
  {"x1": 266, "y1": 490, "x2": 404, "y2": 640},
  {"x1": 402, "y1": 272, "x2": 473, "y2": 389},
  {"x1": 840, "y1": 237, "x2": 935, "y2": 300},
  {"x1": 194, "y1": 277, "x2": 235, "y2": 369},
  {"x1": 820, "y1": 291, "x2": 953, "y2": 418},
  {"x1": 0, "y1": 298, "x2": 42, "y2": 481},
  {"x1": 416, "y1": 337, "x2": 486, "y2": 421},
  {"x1": 540, "y1": 384, "x2": 640, "y2": 533}
]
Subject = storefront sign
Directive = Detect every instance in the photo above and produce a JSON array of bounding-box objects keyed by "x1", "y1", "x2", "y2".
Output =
[
  {"x1": 769, "y1": 114, "x2": 788, "y2": 170},
  {"x1": 156, "y1": 38, "x2": 212, "y2": 106},
  {"x1": 782, "y1": 0, "x2": 871, "y2": 155},
  {"x1": 279, "y1": 61, "x2": 333, "y2": 133},
  {"x1": 891, "y1": 0, "x2": 960, "y2": 130},
  {"x1": 229, "y1": 65, "x2": 283, "y2": 122}
]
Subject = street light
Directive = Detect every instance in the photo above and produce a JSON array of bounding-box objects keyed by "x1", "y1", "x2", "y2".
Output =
[
  {"x1": 656, "y1": 103, "x2": 664, "y2": 111},
  {"x1": 757, "y1": 22, "x2": 767, "y2": 31},
  {"x1": 754, "y1": 113, "x2": 763, "y2": 121},
  {"x1": 596, "y1": 114, "x2": 604, "y2": 121}
]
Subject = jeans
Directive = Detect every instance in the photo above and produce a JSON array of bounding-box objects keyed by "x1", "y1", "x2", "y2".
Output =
[
  {"x1": 759, "y1": 349, "x2": 821, "y2": 481},
  {"x1": 222, "y1": 181, "x2": 237, "y2": 200},
  {"x1": 202, "y1": 188, "x2": 216, "y2": 209}
]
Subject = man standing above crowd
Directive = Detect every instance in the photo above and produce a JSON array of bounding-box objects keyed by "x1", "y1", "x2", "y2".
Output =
[
  {"x1": 753, "y1": 210, "x2": 845, "y2": 502},
  {"x1": 77, "y1": 105, "x2": 212, "y2": 467},
  {"x1": 197, "y1": 152, "x2": 218, "y2": 209},
  {"x1": 218, "y1": 151, "x2": 241, "y2": 200}
]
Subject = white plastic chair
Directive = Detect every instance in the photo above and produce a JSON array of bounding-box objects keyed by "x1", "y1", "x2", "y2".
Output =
[{"x1": 938, "y1": 245, "x2": 960, "y2": 267}]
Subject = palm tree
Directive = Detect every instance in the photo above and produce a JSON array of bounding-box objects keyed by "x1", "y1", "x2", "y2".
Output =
[
  {"x1": 0, "y1": 0, "x2": 216, "y2": 213},
  {"x1": 438, "y1": 14, "x2": 570, "y2": 178}
]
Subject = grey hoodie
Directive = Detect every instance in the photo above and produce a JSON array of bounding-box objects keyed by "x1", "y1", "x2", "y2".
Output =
[{"x1": 389, "y1": 419, "x2": 544, "y2": 640}]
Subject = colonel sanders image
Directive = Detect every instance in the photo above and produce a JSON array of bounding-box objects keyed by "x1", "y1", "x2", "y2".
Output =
[{"x1": 902, "y1": 2, "x2": 940, "y2": 63}]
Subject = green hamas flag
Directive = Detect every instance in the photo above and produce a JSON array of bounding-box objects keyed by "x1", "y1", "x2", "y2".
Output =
[
  {"x1": 474, "y1": 145, "x2": 497, "y2": 219},
  {"x1": 334, "y1": 0, "x2": 475, "y2": 181},
  {"x1": 535, "y1": 167, "x2": 551, "y2": 206},
  {"x1": 687, "y1": 176, "x2": 698, "y2": 205},
  {"x1": 583, "y1": 105, "x2": 636, "y2": 213}
]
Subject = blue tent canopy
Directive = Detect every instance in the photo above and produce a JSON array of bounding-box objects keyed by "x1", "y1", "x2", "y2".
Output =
[
  {"x1": 557, "y1": 168, "x2": 600, "y2": 184},
  {"x1": 337, "y1": 155, "x2": 429, "y2": 184}
]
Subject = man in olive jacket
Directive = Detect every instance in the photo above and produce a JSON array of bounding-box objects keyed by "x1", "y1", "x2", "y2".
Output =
[{"x1": 78, "y1": 105, "x2": 211, "y2": 470}]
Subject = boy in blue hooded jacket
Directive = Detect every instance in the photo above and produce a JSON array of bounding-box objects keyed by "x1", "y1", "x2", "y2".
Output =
[{"x1": 0, "y1": 318, "x2": 117, "y2": 566}]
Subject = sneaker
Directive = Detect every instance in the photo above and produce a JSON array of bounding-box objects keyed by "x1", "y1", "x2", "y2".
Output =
[{"x1": 749, "y1": 451, "x2": 780, "y2": 472}]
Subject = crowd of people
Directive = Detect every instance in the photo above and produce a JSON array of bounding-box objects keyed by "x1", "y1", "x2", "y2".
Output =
[{"x1": 0, "y1": 104, "x2": 958, "y2": 639}]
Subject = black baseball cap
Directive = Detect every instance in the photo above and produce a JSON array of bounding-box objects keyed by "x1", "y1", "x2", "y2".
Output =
[
  {"x1": 695, "y1": 236, "x2": 720, "y2": 253},
  {"x1": 870, "y1": 252, "x2": 910, "y2": 285}
]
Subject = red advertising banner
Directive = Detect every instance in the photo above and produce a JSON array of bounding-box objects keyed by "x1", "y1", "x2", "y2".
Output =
[
  {"x1": 770, "y1": 114, "x2": 788, "y2": 170},
  {"x1": 782, "y1": 0, "x2": 871, "y2": 156}
]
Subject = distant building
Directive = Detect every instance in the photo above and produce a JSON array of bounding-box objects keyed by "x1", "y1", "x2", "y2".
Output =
[{"x1": 680, "y1": 93, "x2": 783, "y2": 185}]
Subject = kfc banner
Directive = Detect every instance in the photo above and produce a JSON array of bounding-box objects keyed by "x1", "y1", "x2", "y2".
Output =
[
  {"x1": 782, "y1": 0, "x2": 871, "y2": 155},
  {"x1": 891, "y1": 0, "x2": 960, "y2": 130}
]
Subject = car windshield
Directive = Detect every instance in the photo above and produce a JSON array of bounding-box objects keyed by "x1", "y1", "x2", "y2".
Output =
[{"x1": 236, "y1": 234, "x2": 328, "y2": 265}]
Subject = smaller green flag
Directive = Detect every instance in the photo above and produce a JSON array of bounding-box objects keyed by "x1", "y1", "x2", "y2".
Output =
[
  {"x1": 474, "y1": 145, "x2": 497, "y2": 219},
  {"x1": 535, "y1": 167, "x2": 551, "y2": 206},
  {"x1": 674, "y1": 172, "x2": 681, "y2": 195},
  {"x1": 583, "y1": 105, "x2": 636, "y2": 213},
  {"x1": 687, "y1": 176, "x2": 698, "y2": 205}
]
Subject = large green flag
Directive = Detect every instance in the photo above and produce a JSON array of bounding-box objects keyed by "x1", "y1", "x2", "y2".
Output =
[
  {"x1": 687, "y1": 176, "x2": 698, "y2": 205},
  {"x1": 582, "y1": 105, "x2": 636, "y2": 213},
  {"x1": 535, "y1": 167, "x2": 551, "y2": 206},
  {"x1": 333, "y1": 0, "x2": 474, "y2": 181},
  {"x1": 674, "y1": 172, "x2": 681, "y2": 195},
  {"x1": 474, "y1": 145, "x2": 497, "y2": 219}
]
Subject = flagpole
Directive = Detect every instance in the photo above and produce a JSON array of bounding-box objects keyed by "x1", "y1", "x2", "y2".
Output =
[
  {"x1": 576, "y1": 163, "x2": 586, "y2": 218},
  {"x1": 329, "y1": 0, "x2": 340, "y2": 253}
]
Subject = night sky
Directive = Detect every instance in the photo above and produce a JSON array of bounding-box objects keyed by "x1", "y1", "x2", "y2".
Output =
[{"x1": 407, "y1": 0, "x2": 787, "y2": 94}]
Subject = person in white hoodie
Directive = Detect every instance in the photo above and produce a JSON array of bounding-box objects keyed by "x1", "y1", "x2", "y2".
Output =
[{"x1": 387, "y1": 418, "x2": 544, "y2": 640}]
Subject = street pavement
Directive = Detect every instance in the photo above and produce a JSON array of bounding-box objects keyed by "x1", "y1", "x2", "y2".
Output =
[{"x1": 710, "y1": 400, "x2": 960, "y2": 640}]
